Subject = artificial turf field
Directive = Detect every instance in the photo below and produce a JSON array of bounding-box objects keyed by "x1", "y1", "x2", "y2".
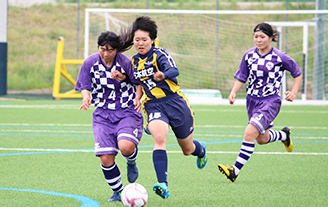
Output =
[{"x1": 0, "y1": 99, "x2": 327, "y2": 206}]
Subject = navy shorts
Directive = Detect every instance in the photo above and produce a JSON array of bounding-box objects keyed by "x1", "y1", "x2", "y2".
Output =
[
  {"x1": 144, "y1": 93, "x2": 194, "y2": 139},
  {"x1": 92, "y1": 107, "x2": 143, "y2": 156},
  {"x1": 246, "y1": 94, "x2": 281, "y2": 134}
]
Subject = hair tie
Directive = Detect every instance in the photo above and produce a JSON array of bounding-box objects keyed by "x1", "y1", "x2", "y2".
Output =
[{"x1": 254, "y1": 29, "x2": 272, "y2": 37}]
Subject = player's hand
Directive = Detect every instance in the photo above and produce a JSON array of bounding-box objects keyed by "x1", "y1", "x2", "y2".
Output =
[
  {"x1": 153, "y1": 71, "x2": 165, "y2": 82},
  {"x1": 228, "y1": 92, "x2": 236, "y2": 105},
  {"x1": 284, "y1": 91, "x2": 296, "y2": 102},
  {"x1": 79, "y1": 98, "x2": 91, "y2": 111},
  {"x1": 134, "y1": 98, "x2": 142, "y2": 113},
  {"x1": 112, "y1": 70, "x2": 126, "y2": 81}
]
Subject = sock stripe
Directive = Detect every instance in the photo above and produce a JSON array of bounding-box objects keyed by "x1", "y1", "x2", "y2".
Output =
[
  {"x1": 233, "y1": 141, "x2": 255, "y2": 175},
  {"x1": 101, "y1": 163, "x2": 123, "y2": 192}
]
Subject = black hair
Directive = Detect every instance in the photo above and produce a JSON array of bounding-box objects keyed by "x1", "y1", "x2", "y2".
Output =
[
  {"x1": 120, "y1": 16, "x2": 158, "y2": 47},
  {"x1": 97, "y1": 31, "x2": 132, "y2": 53},
  {"x1": 253, "y1": 22, "x2": 279, "y2": 42}
]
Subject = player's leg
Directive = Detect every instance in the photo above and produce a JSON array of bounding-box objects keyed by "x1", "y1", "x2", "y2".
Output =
[
  {"x1": 117, "y1": 109, "x2": 143, "y2": 183},
  {"x1": 93, "y1": 108, "x2": 123, "y2": 202},
  {"x1": 218, "y1": 123, "x2": 257, "y2": 182},
  {"x1": 169, "y1": 93, "x2": 207, "y2": 169},
  {"x1": 177, "y1": 134, "x2": 207, "y2": 169},
  {"x1": 99, "y1": 155, "x2": 123, "y2": 202},
  {"x1": 119, "y1": 140, "x2": 139, "y2": 183},
  {"x1": 148, "y1": 119, "x2": 170, "y2": 199},
  {"x1": 258, "y1": 127, "x2": 293, "y2": 152},
  {"x1": 254, "y1": 96, "x2": 292, "y2": 151}
]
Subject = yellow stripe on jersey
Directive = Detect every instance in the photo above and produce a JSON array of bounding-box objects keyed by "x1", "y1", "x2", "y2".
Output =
[
  {"x1": 152, "y1": 53, "x2": 159, "y2": 72},
  {"x1": 137, "y1": 57, "x2": 147, "y2": 71},
  {"x1": 165, "y1": 79, "x2": 180, "y2": 93},
  {"x1": 150, "y1": 87, "x2": 166, "y2": 99},
  {"x1": 177, "y1": 90, "x2": 195, "y2": 127}
]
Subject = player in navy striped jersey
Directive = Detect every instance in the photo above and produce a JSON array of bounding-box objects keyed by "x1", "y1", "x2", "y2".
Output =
[
  {"x1": 121, "y1": 16, "x2": 208, "y2": 199},
  {"x1": 75, "y1": 31, "x2": 143, "y2": 202},
  {"x1": 218, "y1": 22, "x2": 302, "y2": 182}
]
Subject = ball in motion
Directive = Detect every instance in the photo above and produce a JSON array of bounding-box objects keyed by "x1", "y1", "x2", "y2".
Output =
[{"x1": 121, "y1": 183, "x2": 148, "y2": 207}]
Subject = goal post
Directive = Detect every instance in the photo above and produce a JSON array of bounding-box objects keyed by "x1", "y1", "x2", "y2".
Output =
[
  {"x1": 84, "y1": 8, "x2": 328, "y2": 101},
  {"x1": 267, "y1": 21, "x2": 315, "y2": 101}
]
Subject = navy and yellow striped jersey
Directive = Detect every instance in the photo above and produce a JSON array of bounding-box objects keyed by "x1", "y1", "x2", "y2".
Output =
[{"x1": 132, "y1": 47, "x2": 180, "y2": 101}]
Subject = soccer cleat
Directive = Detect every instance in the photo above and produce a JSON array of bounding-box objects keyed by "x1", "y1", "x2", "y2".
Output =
[
  {"x1": 218, "y1": 164, "x2": 238, "y2": 183},
  {"x1": 127, "y1": 161, "x2": 139, "y2": 183},
  {"x1": 144, "y1": 125, "x2": 151, "y2": 135},
  {"x1": 281, "y1": 127, "x2": 293, "y2": 152},
  {"x1": 197, "y1": 141, "x2": 208, "y2": 169},
  {"x1": 153, "y1": 182, "x2": 170, "y2": 199},
  {"x1": 107, "y1": 191, "x2": 121, "y2": 202}
]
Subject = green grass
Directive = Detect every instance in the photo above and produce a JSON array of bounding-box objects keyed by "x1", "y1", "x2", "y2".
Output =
[{"x1": 0, "y1": 100, "x2": 327, "y2": 206}]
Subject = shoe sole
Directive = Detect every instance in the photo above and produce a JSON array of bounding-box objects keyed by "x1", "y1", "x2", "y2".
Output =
[
  {"x1": 283, "y1": 139, "x2": 293, "y2": 152},
  {"x1": 153, "y1": 185, "x2": 169, "y2": 199},
  {"x1": 218, "y1": 164, "x2": 235, "y2": 183}
]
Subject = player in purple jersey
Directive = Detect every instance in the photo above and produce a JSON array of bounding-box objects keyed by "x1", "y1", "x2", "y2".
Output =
[
  {"x1": 218, "y1": 23, "x2": 302, "y2": 183},
  {"x1": 120, "y1": 16, "x2": 208, "y2": 199},
  {"x1": 75, "y1": 31, "x2": 144, "y2": 202}
]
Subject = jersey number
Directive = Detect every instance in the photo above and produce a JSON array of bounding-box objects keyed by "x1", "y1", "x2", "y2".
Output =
[
  {"x1": 144, "y1": 79, "x2": 156, "y2": 90},
  {"x1": 108, "y1": 90, "x2": 115, "y2": 100}
]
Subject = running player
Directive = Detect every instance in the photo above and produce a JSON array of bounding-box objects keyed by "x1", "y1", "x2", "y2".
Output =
[
  {"x1": 75, "y1": 31, "x2": 143, "y2": 202},
  {"x1": 218, "y1": 22, "x2": 302, "y2": 182},
  {"x1": 121, "y1": 16, "x2": 208, "y2": 199}
]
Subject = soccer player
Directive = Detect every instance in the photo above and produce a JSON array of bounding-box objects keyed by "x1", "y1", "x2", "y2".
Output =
[
  {"x1": 121, "y1": 16, "x2": 208, "y2": 199},
  {"x1": 75, "y1": 31, "x2": 144, "y2": 202},
  {"x1": 218, "y1": 22, "x2": 302, "y2": 182}
]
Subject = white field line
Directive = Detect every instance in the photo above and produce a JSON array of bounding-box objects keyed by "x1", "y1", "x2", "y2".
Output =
[
  {"x1": 0, "y1": 123, "x2": 91, "y2": 127},
  {"x1": 195, "y1": 109, "x2": 328, "y2": 113},
  {"x1": 0, "y1": 130, "x2": 326, "y2": 139},
  {"x1": 0, "y1": 105, "x2": 80, "y2": 109},
  {"x1": 1, "y1": 104, "x2": 327, "y2": 113},
  {"x1": 0, "y1": 129, "x2": 93, "y2": 134},
  {"x1": 0, "y1": 148, "x2": 327, "y2": 156},
  {"x1": 1, "y1": 123, "x2": 327, "y2": 130}
]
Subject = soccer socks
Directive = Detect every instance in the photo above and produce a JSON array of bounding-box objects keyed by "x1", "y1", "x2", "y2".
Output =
[
  {"x1": 267, "y1": 129, "x2": 287, "y2": 143},
  {"x1": 233, "y1": 141, "x2": 255, "y2": 175},
  {"x1": 153, "y1": 150, "x2": 168, "y2": 185},
  {"x1": 123, "y1": 147, "x2": 138, "y2": 164},
  {"x1": 191, "y1": 140, "x2": 205, "y2": 158},
  {"x1": 101, "y1": 163, "x2": 123, "y2": 192}
]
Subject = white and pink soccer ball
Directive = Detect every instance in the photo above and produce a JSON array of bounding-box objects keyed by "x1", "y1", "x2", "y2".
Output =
[{"x1": 121, "y1": 183, "x2": 148, "y2": 207}]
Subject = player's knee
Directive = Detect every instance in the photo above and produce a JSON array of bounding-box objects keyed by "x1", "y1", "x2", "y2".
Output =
[
  {"x1": 153, "y1": 134, "x2": 166, "y2": 146},
  {"x1": 244, "y1": 128, "x2": 259, "y2": 142},
  {"x1": 119, "y1": 141, "x2": 136, "y2": 156}
]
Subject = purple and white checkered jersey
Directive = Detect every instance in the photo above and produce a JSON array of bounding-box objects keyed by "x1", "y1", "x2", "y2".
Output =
[
  {"x1": 75, "y1": 52, "x2": 138, "y2": 110},
  {"x1": 235, "y1": 47, "x2": 302, "y2": 97}
]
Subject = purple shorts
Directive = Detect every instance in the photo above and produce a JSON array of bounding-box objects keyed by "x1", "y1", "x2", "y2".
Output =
[
  {"x1": 246, "y1": 94, "x2": 281, "y2": 135},
  {"x1": 144, "y1": 93, "x2": 194, "y2": 139},
  {"x1": 92, "y1": 107, "x2": 143, "y2": 156}
]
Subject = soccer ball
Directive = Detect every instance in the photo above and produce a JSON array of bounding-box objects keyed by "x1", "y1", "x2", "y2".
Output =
[{"x1": 121, "y1": 183, "x2": 148, "y2": 207}]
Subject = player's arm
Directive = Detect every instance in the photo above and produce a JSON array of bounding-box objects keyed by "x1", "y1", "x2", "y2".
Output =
[
  {"x1": 284, "y1": 74, "x2": 302, "y2": 102},
  {"x1": 79, "y1": 89, "x2": 91, "y2": 111},
  {"x1": 134, "y1": 85, "x2": 143, "y2": 113},
  {"x1": 112, "y1": 70, "x2": 127, "y2": 81},
  {"x1": 228, "y1": 80, "x2": 244, "y2": 105},
  {"x1": 153, "y1": 50, "x2": 179, "y2": 81}
]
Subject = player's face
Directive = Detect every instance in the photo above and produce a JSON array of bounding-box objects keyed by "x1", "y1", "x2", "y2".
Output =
[
  {"x1": 99, "y1": 44, "x2": 116, "y2": 65},
  {"x1": 133, "y1": 30, "x2": 154, "y2": 55},
  {"x1": 253, "y1": 31, "x2": 272, "y2": 52}
]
